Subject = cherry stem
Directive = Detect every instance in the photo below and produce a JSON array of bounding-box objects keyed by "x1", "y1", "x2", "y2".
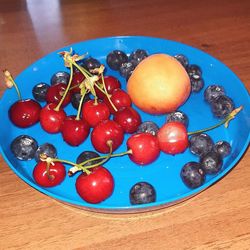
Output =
[
  {"x1": 100, "y1": 73, "x2": 118, "y2": 112},
  {"x1": 45, "y1": 161, "x2": 55, "y2": 180},
  {"x1": 188, "y1": 106, "x2": 243, "y2": 136},
  {"x1": 75, "y1": 89, "x2": 86, "y2": 120},
  {"x1": 54, "y1": 63, "x2": 74, "y2": 111},
  {"x1": 3, "y1": 70, "x2": 22, "y2": 100}
]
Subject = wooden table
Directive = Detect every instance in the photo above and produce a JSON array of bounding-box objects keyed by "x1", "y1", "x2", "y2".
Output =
[{"x1": 0, "y1": 0, "x2": 249, "y2": 249}]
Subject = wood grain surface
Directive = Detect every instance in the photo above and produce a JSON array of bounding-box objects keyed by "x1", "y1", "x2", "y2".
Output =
[{"x1": 0, "y1": 0, "x2": 249, "y2": 249}]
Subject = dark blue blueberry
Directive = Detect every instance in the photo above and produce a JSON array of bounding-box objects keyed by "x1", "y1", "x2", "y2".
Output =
[
  {"x1": 136, "y1": 121, "x2": 159, "y2": 136},
  {"x1": 190, "y1": 76, "x2": 204, "y2": 92},
  {"x1": 32, "y1": 82, "x2": 50, "y2": 102},
  {"x1": 211, "y1": 95, "x2": 235, "y2": 119},
  {"x1": 11, "y1": 135, "x2": 38, "y2": 161},
  {"x1": 34, "y1": 143, "x2": 57, "y2": 162},
  {"x1": 166, "y1": 110, "x2": 189, "y2": 128},
  {"x1": 82, "y1": 57, "x2": 101, "y2": 71},
  {"x1": 174, "y1": 54, "x2": 189, "y2": 68},
  {"x1": 181, "y1": 162, "x2": 205, "y2": 189},
  {"x1": 50, "y1": 71, "x2": 70, "y2": 85},
  {"x1": 128, "y1": 49, "x2": 148, "y2": 67},
  {"x1": 119, "y1": 62, "x2": 135, "y2": 80},
  {"x1": 189, "y1": 133, "x2": 214, "y2": 157},
  {"x1": 204, "y1": 85, "x2": 225, "y2": 104},
  {"x1": 186, "y1": 64, "x2": 202, "y2": 78},
  {"x1": 106, "y1": 50, "x2": 128, "y2": 71},
  {"x1": 200, "y1": 151, "x2": 223, "y2": 174},
  {"x1": 71, "y1": 92, "x2": 91, "y2": 110},
  {"x1": 130, "y1": 182, "x2": 156, "y2": 205},
  {"x1": 76, "y1": 151, "x2": 102, "y2": 167},
  {"x1": 213, "y1": 141, "x2": 231, "y2": 158}
]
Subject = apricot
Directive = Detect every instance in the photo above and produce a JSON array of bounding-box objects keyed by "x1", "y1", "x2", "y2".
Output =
[{"x1": 127, "y1": 54, "x2": 191, "y2": 115}]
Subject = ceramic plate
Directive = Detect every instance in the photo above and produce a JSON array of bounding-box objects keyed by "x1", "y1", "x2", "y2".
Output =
[{"x1": 0, "y1": 36, "x2": 249, "y2": 213}]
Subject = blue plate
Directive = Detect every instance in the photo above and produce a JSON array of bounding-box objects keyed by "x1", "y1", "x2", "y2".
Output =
[{"x1": 0, "y1": 36, "x2": 249, "y2": 213}]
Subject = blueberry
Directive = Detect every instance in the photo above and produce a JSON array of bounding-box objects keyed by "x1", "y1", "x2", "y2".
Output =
[
  {"x1": 166, "y1": 110, "x2": 189, "y2": 128},
  {"x1": 213, "y1": 141, "x2": 231, "y2": 158},
  {"x1": 204, "y1": 85, "x2": 225, "y2": 103},
  {"x1": 119, "y1": 62, "x2": 135, "y2": 80},
  {"x1": 174, "y1": 54, "x2": 189, "y2": 68},
  {"x1": 211, "y1": 95, "x2": 235, "y2": 119},
  {"x1": 106, "y1": 50, "x2": 128, "y2": 71},
  {"x1": 71, "y1": 92, "x2": 91, "y2": 110},
  {"x1": 189, "y1": 133, "x2": 214, "y2": 157},
  {"x1": 50, "y1": 71, "x2": 70, "y2": 85},
  {"x1": 11, "y1": 135, "x2": 38, "y2": 161},
  {"x1": 200, "y1": 151, "x2": 223, "y2": 174},
  {"x1": 34, "y1": 143, "x2": 57, "y2": 162},
  {"x1": 76, "y1": 151, "x2": 102, "y2": 167},
  {"x1": 136, "y1": 121, "x2": 159, "y2": 136},
  {"x1": 130, "y1": 182, "x2": 156, "y2": 205},
  {"x1": 190, "y1": 76, "x2": 204, "y2": 92},
  {"x1": 32, "y1": 82, "x2": 50, "y2": 102},
  {"x1": 186, "y1": 64, "x2": 202, "y2": 78},
  {"x1": 181, "y1": 162, "x2": 205, "y2": 189},
  {"x1": 128, "y1": 49, "x2": 148, "y2": 67},
  {"x1": 83, "y1": 57, "x2": 101, "y2": 71}
]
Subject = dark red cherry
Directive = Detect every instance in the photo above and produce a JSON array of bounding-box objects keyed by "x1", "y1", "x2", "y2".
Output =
[
  {"x1": 104, "y1": 88, "x2": 132, "y2": 114},
  {"x1": 95, "y1": 76, "x2": 121, "y2": 99},
  {"x1": 157, "y1": 122, "x2": 188, "y2": 155},
  {"x1": 40, "y1": 103, "x2": 66, "y2": 133},
  {"x1": 76, "y1": 166, "x2": 114, "y2": 204},
  {"x1": 82, "y1": 99, "x2": 110, "y2": 127},
  {"x1": 33, "y1": 161, "x2": 66, "y2": 187},
  {"x1": 91, "y1": 120, "x2": 124, "y2": 153},
  {"x1": 127, "y1": 133, "x2": 160, "y2": 165},
  {"x1": 9, "y1": 99, "x2": 41, "y2": 128},
  {"x1": 113, "y1": 106, "x2": 141, "y2": 133},
  {"x1": 46, "y1": 83, "x2": 71, "y2": 107},
  {"x1": 70, "y1": 71, "x2": 85, "y2": 93},
  {"x1": 61, "y1": 116, "x2": 90, "y2": 146}
]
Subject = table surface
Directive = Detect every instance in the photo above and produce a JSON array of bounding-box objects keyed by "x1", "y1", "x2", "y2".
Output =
[{"x1": 0, "y1": 0, "x2": 250, "y2": 249}]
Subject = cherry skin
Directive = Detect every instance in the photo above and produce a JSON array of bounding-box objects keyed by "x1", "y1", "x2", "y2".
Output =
[
  {"x1": 95, "y1": 76, "x2": 121, "y2": 99},
  {"x1": 127, "y1": 133, "x2": 160, "y2": 165},
  {"x1": 91, "y1": 120, "x2": 124, "y2": 153},
  {"x1": 9, "y1": 99, "x2": 41, "y2": 128},
  {"x1": 70, "y1": 71, "x2": 85, "y2": 93},
  {"x1": 61, "y1": 116, "x2": 90, "y2": 146},
  {"x1": 104, "y1": 88, "x2": 132, "y2": 114},
  {"x1": 33, "y1": 161, "x2": 66, "y2": 187},
  {"x1": 82, "y1": 99, "x2": 110, "y2": 127},
  {"x1": 40, "y1": 103, "x2": 66, "y2": 133},
  {"x1": 157, "y1": 121, "x2": 189, "y2": 155},
  {"x1": 46, "y1": 83, "x2": 71, "y2": 107},
  {"x1": 113, "y1": 106, "x2": 141, "y2": 133},
  {"x1": 75, "y1": 166, "x2": 114, "y2": 204}
]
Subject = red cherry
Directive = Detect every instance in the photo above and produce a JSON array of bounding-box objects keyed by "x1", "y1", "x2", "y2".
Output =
[
  {"x1": 71, "y1": 71, "x2": 85, "y2": 93},
  {"x1": 75, "y1": 166, "x2": 114, "y2": 204},
  {"x1": 157, "y1": 122, "x2": 188, "y2": 155},
  {"x1": 127, "y1": 133, "x2": 160, "y2": 165},
  {"x1": 91, "y1": 120, "x2": 124, "y2": 153},
  {"x1": 46, "y1": 83, "x2": 71, "y2": 107},
  {"x1": 61, "y1": 116, "x2": 90, "y2": 146},
  {"x1": 104, "y1": 88, "x2": 132, "y2": 114},
  {"x1": 9, "y1": 99, "x2": 41, "y2": 128},
  {"x1": 113, "y1": 106, "x2": 141, "y2": 133},
  {"x1": 33, "y1": 161, "x2": 66, "y2": 187},
  {"x1": 95, "y1": 76, "x2": 121, "y2": 99},
  {"x1": 40, "y1": 103, "x2": 66, "y2": 133},
  {"x1": 82, "y1": 99, "x2": 110, "y2": 127}
]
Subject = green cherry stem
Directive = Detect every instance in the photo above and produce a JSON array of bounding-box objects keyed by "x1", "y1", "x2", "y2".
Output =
[
  {"x1": 188, "y1": 106, "x2": 243, "y2": 136},
  {"x1": 54, "y1": 63, "x2": 74, "y2": 111},
  {"x1": 75, "y1": 88, "x2": 86, "y2": 121},
  {"x1": 3, "y1": 70, "x2": 22, "y2": 100}
]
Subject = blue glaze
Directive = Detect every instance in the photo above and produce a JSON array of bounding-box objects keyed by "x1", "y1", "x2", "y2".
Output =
[{"x1": 0, "y1": 36, "x2": 249, "y2": 212}]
